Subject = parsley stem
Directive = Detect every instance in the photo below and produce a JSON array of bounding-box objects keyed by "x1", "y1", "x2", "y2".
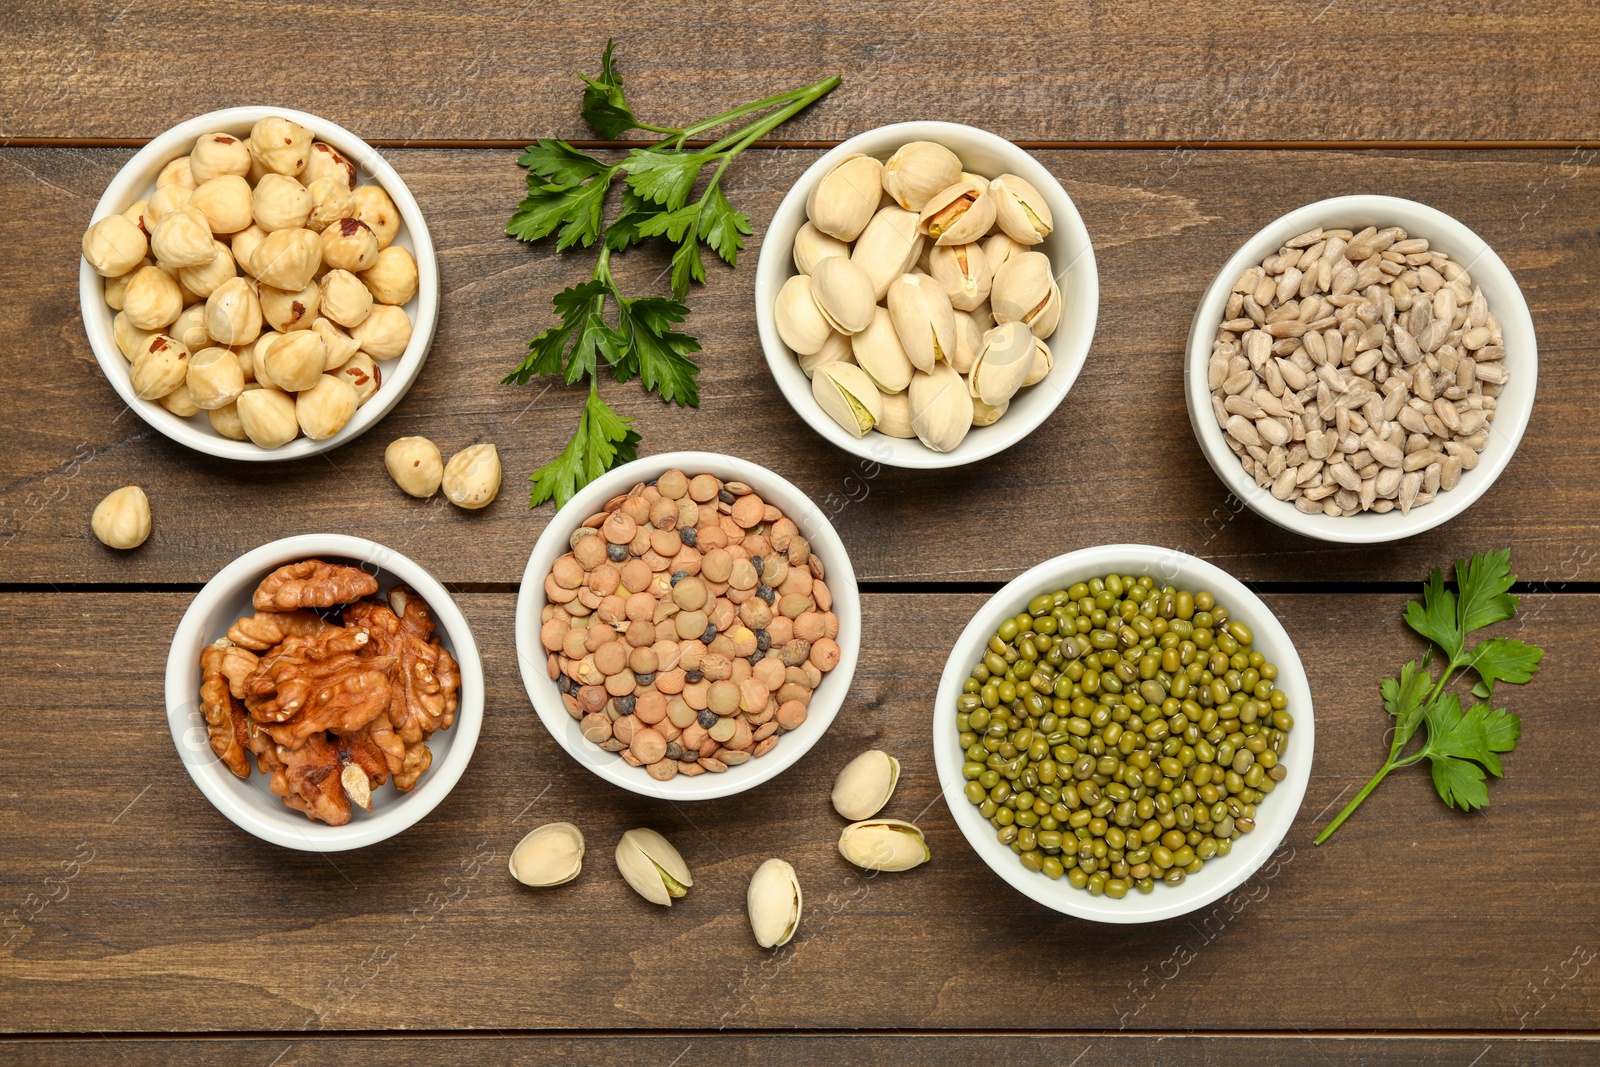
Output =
[
  {"x1": 674, "y1": 76, "x2": 841, "y2": 148},
  {"x1": 1314, "y1": 760, "x2": 1398, "y2": 845}
]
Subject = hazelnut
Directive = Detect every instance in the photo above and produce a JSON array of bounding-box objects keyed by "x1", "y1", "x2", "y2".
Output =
[
  {"x1": 158, "y1": 383, "x2": 200, "y2": 417},
  {"x1": 130, "y1": 334, "x2": 190, "y2": 399},
  {"x1": 91, "y1": 486, "x2": 151, "y2": 550},
  {"x1": 203, "y1": 276, "x2": 263, "y2": 347},
  {"x1": 359, "y1": 245, "x2": 418, "y2": 306},
  {"x1": 121, "y1": 265, "x2": 184, "y2": 330},
  {"x1": 252, "y1": 173, "x2": 313, "y2": 232},
  {"x1": 189, "y1": 132, "x2": 251, "y2": 184},
  {"x1": 321, "y1": 217, "x2": 379, "y2": 272},
  {"x1": 142, "y1": 184, "x2": 193, "y2": 231},
  {"x1": 190, "y1": 174, "x2": 253, "y2": 235},
  {"x1": 319, "y1": 269, "x2": 372, "y2": 327},
  {"x1": 171, "y1": 302, "x2": 210, "y2": 352},
  {"x1": 260, "y1": 279, "x2": 319, "y2": 333},
  {"x1": 312, "y1": 317, "x2": 359, "y2": 369},
  {"x1": 248, "y1": 331, "x2": 283, "y2": 383},
  {"x1": 236, "y1": 385, "x2": 300, "y2": 448},
  {"x1": 157, "y1": 156, "x2": 196, "y2": 190},
  {"x1": 186, "y1": 347, "x2": 246, "y2": 409},
  {"x1": 331, "y1": 349, "x2": 381, "y2": 404},
  {"x1": 248, "y1": 116, "x2": 312, "y2": 176},
  {"x1": 156, "y1": 260, "x2": 201, "y2": 306},
  {"x1": 231, "y1": 223, "x2": 267, "y2": 276},
  {"x1": 349, "y1": 303, "x2": 411, "y2": 359},
  {"x1": 384, "y1": 436, "x2": 443, "y2": 498},
  {"x1": 251, "y1": 227, "x2": 321, "y2": 291},
  {"x1": 442, "y1": 443, "x2": 501, "y2": 510},
  {"x1": 122, "y1": 199, "x2": 151, "y2": 234},
  {"x1": 304, "y1": 176, "x2": 356, "y2": 232},
  {"x1": 305, "y1": 142, "x2": 357, "y2": 191},
  {"x1": 207, "y1": 399, "x2": 248, "y2": 440},
  {"x1": 150, "y1": 203, "x2": 214, "y2": 269},
  {"x1": 262, "y1": 331, "x2": 327, "y2": 392},
  {"x1": 82, "y1": 215, "x2": 149, "y2": 278},
  {"x1": 295, "y1": 374, "x2": 358, "y2": 440},
  {"x1": 176, "y1": 240, "x2": 236, "y2": 299},
  {"x1": 103, "y1": 259, "x2": 149, "y2": 310},
  {"x1": 113, "y1": 312, "x2": 155, "y2": 361},
  {"x1": 351, "y1": 184, "x2": 400, "y2": 249}
]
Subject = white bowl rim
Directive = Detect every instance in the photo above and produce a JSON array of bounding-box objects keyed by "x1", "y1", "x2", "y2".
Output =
[
  {"x1": 163, "y1": 533, "x2": 484, "y2": 851},
  {"x1": 514, "y1": 450, "x2": 861, "y2": 800},
  {"x1": 80, "y1": 105, "x2": 440, "y2": 462},
  {"x1": 755, "y1": 119, "x2": 1100, "y2": 470},
  {"x1": 932, "y1": 543, "x2": 1315, "y2": 923},
  {"x1": 1184, "y1": 193, "x2": 1538, "y2": 544}
]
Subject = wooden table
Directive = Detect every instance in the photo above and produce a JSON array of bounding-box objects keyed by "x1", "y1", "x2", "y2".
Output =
[{"x1": 4, "y1": 4, "x2": 1598, "y2": 1063}]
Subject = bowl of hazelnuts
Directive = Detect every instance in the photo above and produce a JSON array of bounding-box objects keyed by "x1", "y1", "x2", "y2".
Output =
[{"x1": 78, "y1": 106, "x2": 439, "y2": 460}]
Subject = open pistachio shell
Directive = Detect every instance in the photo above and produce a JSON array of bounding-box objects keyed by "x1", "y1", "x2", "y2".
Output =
[
  {"x1": 774, "y1": 274, "x2": 833, "y2": 356},
  {"x1": 950, "y1": 309, "x2": 984, "y2": 375},
  {"x1": 806, "y1": 154, "x2": 883, "y2": 242},
  {"x1": 831, "y1": 749, "x2": 900, "y2": 821},
  {"x1": 812, "y1": 360, "x2": 883, "y2": 438},
  {"x1": 793, "y1": 222, "x2": 851, "y2": 276},
  {"x1": 918, "y1": 177, "x2": 997, "y2": 246},
  {"x1": 908, "y1": 362, "x2": 974, "y2": 453},
  {"x1": 928, "y1": 243, "x2": 993, "y2": 312},
  {"x1": 838, "y1": 818, "x2": 930, "y2": 872},
  {"x1": 798, "y1": 329, "x2": 853, "y2": 379},
  {"x1": 1024, "y1": 336, "x2": 1054, "y2": 387},
  {"x1": 882, "y1": 141, "x2": 962, "y2": 212},
  {"x1": 615, "y1": 828, "x2": 693, "y2": 907},
  {"x1": 886, "y1": 273, "x2": 956, "y2": 373},
  {"x1": 991, "y1": 251, "x2": 1062, "y2": 339},
  {"x1": 876, "y1": 388, "x2": 916, "y2": 439},
  {"x1": 969, "y1": 322, "x2": 1036, "y2": 408},
  {"x1": 989, "y1": 174, "x2": 1054, "y2": 245},
  {"x1": 981, "y1": 232, "x2": 1028, "y2": 277},
  {"x1": 510, "y1": 822, "x2": 586, "y2": 887},
  {"x1": 850, "y1": 307, "x2": 914, "y2": 393},
  {"x1": 850, "y1": 206, "x2": 924, "y2": 302},
  {"x1": 972, "y1": 396, "x2": 1009, "y2": 427},
  {"x1": 747, "y1": 858, "x2": 803, "y2": 949},
  {"x1": 810, "y1": 256, "x2": 876, "y2": 335}
]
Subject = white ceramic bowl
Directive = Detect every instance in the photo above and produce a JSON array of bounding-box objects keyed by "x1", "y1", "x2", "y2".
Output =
[
  {"x1": 80, "y1": 106, "x2": 439, "y2": 462},
  {"x1": 165, "y1": 534, "x2": 482, "y2": 850},
  {"x1": 515, "y1": 452, "x2": 860, "y2": 800},
  {"x1": 755, "y1": 121, "x2": 1099, "y2": 469},
  {"x1": 1185, "y1": 195, "x2": 1536, "y2": 543},
  {"x1": 933, "y1": 544, "x2": 1315, "y2": 923}
]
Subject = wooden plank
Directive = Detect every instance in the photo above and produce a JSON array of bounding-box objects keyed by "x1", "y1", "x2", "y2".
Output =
[
  {"x1": 3, "y1": 2, "x2": 1600, "y2": 143},
  {"x1": 2, "y1": 146, "x2": 1596, "y2": 586},
  {"x1": 1, "y1": 591, "x2": 1594, "y2": 1034}
]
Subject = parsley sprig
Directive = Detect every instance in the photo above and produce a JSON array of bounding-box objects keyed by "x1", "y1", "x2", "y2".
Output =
[
  {"x1": 504, "y1": 42, "x2": 840, "y2": 507},
  {"x1": 1315, "y1": 550, "x2": 1545, "y2": 844}
]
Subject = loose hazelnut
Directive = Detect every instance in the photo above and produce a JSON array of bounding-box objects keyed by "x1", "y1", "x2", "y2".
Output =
[
  {"x1": 384, "y1": 436, "x2": 443, "y2": 498},
  {"x1": 91, "y1": 486, "x2": 151, "y2": 549},
  {"x1": 130, "y1": 334, "x2": 190, "y2": 399},
  {"x1": 319, "y1": 269, "x2": 372, "y2": 327},
  {"x1": 142, "y1": 184, "x2": 193, "y2": 231},
  {"x1": 321, "y1": 217, "x2": 379, "y2": 272},
  {"x1": 262, "y1": 331, "x2": 327, "y2": 392},
  {"x1": 442, "y1": 443, "x2": 501, "y2": 510},
  {"x1": 176, "y1": 240, "x2": 236, "y2": 299},
  {"x1": 190, "y1": 174, "x2": 253, "y2": 235},
  {"x1": 158, "y1": 156, "x2": 196, "y2": 189},
  {"x1": 203, "y1": 276, "x2": 263, "y2": 347},
  {"x1": 294, "y1": 373, "x2": 358, "y2": 440},
  {"x1": 331, "y1": 350, "x2": 381, "y2": 404},
  {"x1": 248, "y1": 116, "x2": 312, "y2": 176},
  {"x1": 189, "y1": 132, "x2": 251, "y2": 184},
  {"x1": 186, "y1": 347, "x2": 246, "y2": 409},
  {"x1": 312, "y1": 317, "x2": 359, "y2": 369},
  {"x1": 252, "y1": 173, "x2": 313, "y2": 232},
  {"x1": 251, "y1": 227, "x2": 321, "y2": 291},
  {"x1": 260, "y1": 279, "x2": 320, "y2": 333},
  {"x1": 305, "y1": 142, "x2": 357, "y2": 191},
  {"x1": 121, "y1": 266, "x2": 184, "y2": 330},
  {"x1": 103, "y1": 260, "x2": 149, "y2": 310},
  {"x1": 236, "y1": 385, "x2": 300, "y2": 448},
  {"x1": 208, "y1": 399, "x2": 248, "y2": 440},
  {"x1": 113, "y1": 312, "x2": 154, "y2": 361},
  {"x1": 82, "y1": 215, "x2": 149, "y2": 278},
  {"x1": 359, "y1": 245, "x2": 417, "y2": 306},
  {"x1": 150, "y1": 203, "x2": 214, "y2": 269},
  {"x1": 351, "y1": 184, "x2": 400, "y2": 249},
  {"x1": 171, "y1": 302, "x2": 210, "y2": 352},
  {"x1": 349, "y1": 303, "x2": 411, "y2": 359},
  {"x1": 304, "y1": 177, "x2": 356, "y2": 232},
  {"x1": 158, "y1": 383, "x2": 201, "y2": 417},
  {"x1": 231, "y1": 223, "x2": 267, "y2": 276}
]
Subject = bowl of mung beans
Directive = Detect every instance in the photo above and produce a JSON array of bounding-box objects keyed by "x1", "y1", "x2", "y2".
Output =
[{"x1": 932, "y1": 544, "x2": 1314, "y2": 922}]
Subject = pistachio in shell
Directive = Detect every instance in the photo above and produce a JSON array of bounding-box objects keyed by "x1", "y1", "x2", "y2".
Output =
[
  {"x1": 805, "y1": 153, "x2": 883, "y2": 242},
  {"x1": 809, "y1": 256, "x2": 876, "y2": 335},
  {"x1": 850, "y1": 306, "x2": 914, "y2": 394},
  {"x1": 812, "y1": 360, "x2": 883, "y2": 438},
  {"x1": 882, "y1": 141, "x2": 962, "y2": 212},
  {"x1": 876, "y1": 388, "x2": 916, "y2": 439},
  {"x1": 918, "y1": 176, "x2": 996, "y2": 246},
  {"x1": 927, "y1": 242, "x2": 993, "y2": 312},
  {"x1": 793, "y1": 221, "x2": 851, "y2": 275},
  {"x1": 1024, "y1": 336, "x2": 1054, "y2": 387},
  {"x1": 747, "y1": 858, "x2": 802, "y2": 949},
  {"x1": 798, "y1": 329, "x2": 853, "y2": 379},
  {"x1": 950, "y1": 309, "x2": 984, "y2": 375},
  {"x1": 886, "y1": 273, "x2": 956, "y2": 373},
  {"x1": 989, "y1": 173, "x2": 1054, "y2": 245},
  {"x1": 990, "y1": 251, "x2": 1062, "y2": 339},
  {"x1": 850, "y1": 206, "x2": 924, "y2": 302},
  {"x1": 972, "y1": 396, "x2": 1009, "y2": 427},
  {"x1": 837, "y1": 818, "x2": 930, "y2": 872},
  {"x1": 908, "y1": 362, "x2": 974, "y2": 453},
  {"x1": 831, "y1": 749, "x2": 900, "y2": 821},
  {"x1": 615, "y1": 827, "x2": 693, "y2": 906},
  {"x1": 774, "y1": 274, "x2": 833, "y2": 356},
  {"x1": 981, "y1": 232, "x2": 1028, "y2": 277},
  {"x1": 509, "y1": 821, "x2": 586, "y2": 887},
  {"x1": 968, "y1": 322, "x2": 1036, "y2": 408}
]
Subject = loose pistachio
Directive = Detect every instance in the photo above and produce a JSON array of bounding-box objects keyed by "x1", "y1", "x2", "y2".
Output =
[
  {"x1": 305, "y1": 176, "x2": 357, "y2": 232},
  {"x1": 249, "y1": 115, "x2": 313, "y2": 176},
  {"x1": 747, "y1": 858, "x2": 802, "y2": 949},
  {"x1": 190, "y1": 175, "x2": 254, "y2": 235},
  {"x1": 798, "y1": 328, "x2": 852, "y2": 379},
  {"x1": 882, "y1": 141, "x2": 962, "y2": 212},
  {"x1": 950, "y1": 309, "x2": 984, "y2": 375},
  {"x1": 385, "y1": 436, "x2": 444, "y2": 498},
  {"x1": 972, "y1": 396, "x2": 1009, "y2": 426},
  {"x1": 313, "y1": 316, "x2": 361, "y2": 369},
  {"x1": 792, "y1": 221, "x2": 850, "y2": 275},
  {"x1": 809, "y1": 256, "x2": 875, "y2": 335},
  {"x1": 350, "y1": 304, "x2": 412, "y2": 359},
  {"x1": 360, "y1": 245, "x2": 418, "y2": 306},
  {"x1": 510, "y1": 822, "x2": 586, "y2": 887},
  {"x1": 877, "y1": 388, "x2": 915, "y2": 438},
  {"x1": 990, "y1": 251, "x2": 1062, "y2": 339},
  {"x1": 837, "y1": 819, "x2": 930, "y2": 872},
  {"x1": 928, "y1": 242, "x2": 993, "y2": 312},
  {"x1": 320, "y1": 270, "x2": 373, "y2": 328},
  {"x1": 188, "y1": 132, "x2": 250, "y2": 184},
  {"x1": 252, "y1": 227, "x2": 322, "y2": 291},
  {"x1": 352, "y1": 184, "x2": 401, "y2": 249},
  {"x1": 443, "y1": 443, "x2": 501, "y2": 509},
  {"x1": 260, "y1": 279, "x2": 320, "y2": 334},
  {"x1": 176, "y1": 241, "x2": 237, "y2": 300},
  {"x1": 186, "y1": 347, "x2": 245, "y2": 410},
  {"x1": 91, "y1": 486, "x2": 151, "y2": 550},
  {"x1": 122, "y1": 266, "x2": 184, "y2": 330},
  {"x1": 989, "y1": 174, "x2": 1054, "y2": 244},
  {"x1": 1024, "y1": 336, "x2": 1053, "y2": 387},
  {"x1": 236, "y1": 385, "x2": 300, "y2": 448},
  {"x1": 157, "y1": 156, "x2": 198, "y2": 190},
  {"x1": 908, "y1": 362, "x2": 974, "y2": 452},
  {"x1": 332, "y1": 349, "x2": 382, "y2": 404},
  {"x1": 130, "y1": 334, "x2": 190, "y2": 400},
  {"x1": 295, "y1": 374, "x2": 358, "y2": 440},
  {"x1": 805, "y1": 153, "x2": 883, "y2": 241},
  {"x1": 615, "y1": 828, "x2": 693, "y2": 906},
  {"x1": 263, "y1": 332, "x2": 328, "y2": 392},
  {"x1": 918, "y1": 176, "x2": 997, "y2": 246},
  {"x1": 322, "y1": 217, "x2": 380, "y2": 272},
  {"x1": 849, "y1": 206, "x2": 924, "y2": 302},
  {"x1": 812, "y1": 360, "x2": 883, "y2": 438},
  {"x1": 886, "y1": 273, "x2": 956, "y2": 373},
  {"x1": 305, "y1": 142, "x2": 357, "y2": 191},
  {"x1": 204, "y1": 276, "x2": 263, "y2": 348},
  {"x1": 981, "y1": 232, "x2": 1028, "y2": 277},
  {"x1": 968, "y1": 322, "x2": 1036, "y2": 407},
  {"x1": 82, "y1": 214, "x2": 149, "y2": 278},
  {"x1": 831, "y1": 749, "x2": 900, "y2": 821},
  {"x1": 774, "y1": 274, "x2": 833, "y2": 356},
  {"x1": 850, "y1": 306, "x2": 914, "y2": 393}
]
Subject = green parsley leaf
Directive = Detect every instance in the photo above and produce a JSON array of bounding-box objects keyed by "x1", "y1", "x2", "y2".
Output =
[
  {"x1": 623, "y1": 148, "x2": 709, "y2": 210},
  {"x1": 1466, "y1": 637, "x2": 1545, "y2": 698},
  {"x1": 1454, "y1": 549, "x2": 1519, "y2": 636},
  {"x1": 577, "y1": 40, "x2": 643, "y2": 140},
  {"x1": 1381, "y1": 657, "x2": 1434, "y2": 752},
  {"x1": 698, "y1": 184, "x2": 753, "y2": 267},
  {"x1": 501, "y1": 280, "x2": 613, "y2": 386},
  {"x1": 1404, "y1": 564, "x2": 1462, "y2": 660},
  {"x1": 506, "y1": 175, "x2": 616, "y2": 251},
  {"x1": 528, "y1": 386, "x2": 641, "y2": 508},
  {"x1": 1419, "y1": 696, "x2": 1520, "y2": 809},
  {"x1": 516, "y1": 139, "x2": 615, "y2": 186},
  {"x1": 604, "y1": 189, "x2": 665, "y2": 252},
  {"x1": 621, "y1": 296, "x2": 701, "y2": 406}
]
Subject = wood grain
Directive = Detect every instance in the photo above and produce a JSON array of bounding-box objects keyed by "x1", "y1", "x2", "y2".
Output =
[
  {"x1": 3, "y1": 146, "x2": 1596, "y2": 586},
  {"x1": 4, "y1": 2, "x2": 1600, "y2": 143},
  {"x1": 2, "y1": 591, "x2": 1594, "y2": 1034}
]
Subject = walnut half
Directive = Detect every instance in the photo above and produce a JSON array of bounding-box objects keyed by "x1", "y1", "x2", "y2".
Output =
[{"x1": 252, "y1": 558, "x2": 378, "y2": 611}]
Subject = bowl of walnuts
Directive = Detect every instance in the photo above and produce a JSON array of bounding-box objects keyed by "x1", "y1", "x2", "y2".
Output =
[
  {"x1": 165, "y1": 534, "x2": 482, "y2": 850},
  {"x1": 79, "y1": 106, "x2": 439, "y2": 461}
]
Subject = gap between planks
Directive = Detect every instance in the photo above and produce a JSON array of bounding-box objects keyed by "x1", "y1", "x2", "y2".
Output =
[{"x1": 3, "y1": 138, "x2": 1598, "y2": 151}]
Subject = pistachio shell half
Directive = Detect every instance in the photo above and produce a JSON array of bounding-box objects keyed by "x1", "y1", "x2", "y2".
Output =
[
  {"x1": 747, "y1": 858, "x2": 802, "y2": 949},
  {"x1": 990, "y1": 251, "x2": 1062, "y2": 339},
  {"x1": 509, "y1": 821, "x2": 586, "y2": 887},
  {"x1": 850, "y1": 307, "x2": 914, "y2": 393},
  {"x1": 798, "y1": 329, "x2": 853, "y2": 379},
  {"x1": 850, "y1": 206, "x2": 924, "y2": 302},
  {"x1": 876, "y1": 388, "x2": 916, "y2": 439},
  {"x1": 882, "y1": 141, "x2": 962, "y2": 212},
  {"x1": 812, "y1": 360, "x2": 883, "y2": 438},
  {"x1": 969, "y1": 322, "x2": 1036, "y2": 407},
  {"x1": 806, "y1": 154, "x2": 884, "y2": 241},
  {"x1": 972, "y1": 397, "x2": 1009, "y2": 426},
  {"x1": 928, "y1": 243, "x2": 993, "y2": 312},
  {"x1": 831, "y1": 749, "x2": 900, "y2": 821},
  {"x1": 793, "y1": 222, "x2": 851, "y2": 276},
  {"x1": 918, "y1": 177, "x2": 997, "y2": 246},
  {"x1": 989, "y1": 174, "x2": 1054, "y2": 245},
  {"x1": 908, "y1": 362, "x2": 974, "y2": 453},
  {"x1": 774, "y1": 274, "x2": 833, "y2": 356},
  {"x1": 886, "y1": 273, "x2": 956, "y2": 373},
  {"x1": 810, "y1": 256, "x2": 876, "y2": 335},
  {"x1": 838, "y1": 818, "x2": 930, "y2": 872},
  {"x1": 615, "y1": 827, "x2": 693, "y2": 906},
  {"x1": 950, "y1": 309, "x2": 984, "y2": 375}
]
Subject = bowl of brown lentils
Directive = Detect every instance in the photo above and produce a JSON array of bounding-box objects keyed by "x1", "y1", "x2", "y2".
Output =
[{"x1": 933, "y1": 543, "x2": 1314, "y2": 922}]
